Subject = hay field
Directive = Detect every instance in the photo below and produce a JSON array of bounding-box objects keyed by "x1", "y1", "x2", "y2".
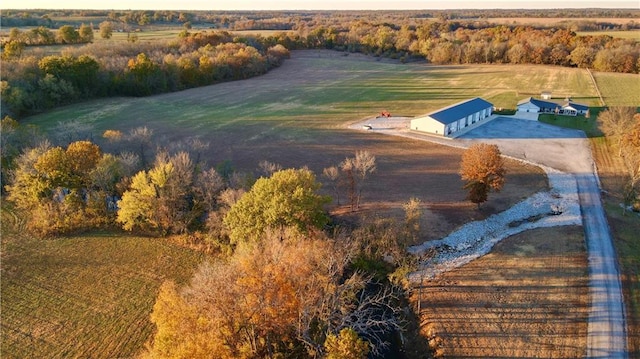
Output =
[
  {"x1": 419, "y1": 226, "x2": 589, "y2": 358},
  {"x1": 591, "y1": 71, "x2": 640, "y2": 106},
  {"x1": 0, "y1": 206, "x2": 205, "y2": 359},
  {"x1": 577, "y1": 30, "x2": 640, "y2": 40}
]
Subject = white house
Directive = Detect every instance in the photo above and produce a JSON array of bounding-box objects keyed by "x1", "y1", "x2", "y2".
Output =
[
  {"x1": 562, "y1": 101, "x2": 589, "y2": 116},
  {"x1": 516, "y1": 97, "x2": 560, "y2": 114},
  {"x1": 411, "y1": 97, "x2": 493, "y2": 137},
  {"x1": 517, "y1": 97, "x2": 589, "y2": 116}
]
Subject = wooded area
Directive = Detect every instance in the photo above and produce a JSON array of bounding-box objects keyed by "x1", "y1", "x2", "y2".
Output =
[{"x1": 2, "y1": 9, "x2": 639, "y2": 119}]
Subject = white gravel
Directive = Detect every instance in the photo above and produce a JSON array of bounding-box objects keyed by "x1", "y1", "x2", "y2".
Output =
[{"x1": 407, "y1": 166, "x2": 582, "y2": 281}]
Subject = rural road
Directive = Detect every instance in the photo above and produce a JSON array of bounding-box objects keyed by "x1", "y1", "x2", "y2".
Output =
[
  {"x1": 577, "y1": 173, "x2": 627, "y2": 358},
  {"x1": 350, "y1": 116, "x2": 628, "y2": 357}
]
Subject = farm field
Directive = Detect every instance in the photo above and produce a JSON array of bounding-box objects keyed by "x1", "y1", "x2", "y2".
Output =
[
  {"x1": 20, "y1": 50, "x2": 583, "y2": 233},
  {"x1": 0, "y1": 206, "x2": 205, "y2": 358},
  {"x1": 419, "y1": 226, "x2": 589, "y2": 358},
  {"x1": 7, "y1": 50, "x2": 618, "y2": 357},
  {"x1": 577, "y1": 30, "x2": 640, "y2": 40},
  {"x1": 591, "y1": 71, "x2": 640, "y2": 106},
  {"x1": 483, "y1": 17, "x2": 639, "y2": 26}
]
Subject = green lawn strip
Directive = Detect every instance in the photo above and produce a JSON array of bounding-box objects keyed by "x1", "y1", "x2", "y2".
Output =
[
  {"x1": 538, "y1": 112, "x2": 602, "y2": 137},
  {"x1": 1, "y1": 223, "x2": 205, "y2": 358},
  {"x1": 604, "y1": 201, "x2": 640, "y2": 354}
]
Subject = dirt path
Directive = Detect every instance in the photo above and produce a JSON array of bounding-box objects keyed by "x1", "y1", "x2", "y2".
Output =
[{"x1": 350, "y1": 115, "x2": 628, "y2": 357}]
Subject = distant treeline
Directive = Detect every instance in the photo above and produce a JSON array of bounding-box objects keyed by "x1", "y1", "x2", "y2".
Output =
[
  {"x1": 2, "y1": 10, "x2": 639, "y2": 118},
  {"x1": 2, "y1": 8, "x2": 639, "y2": 30}
]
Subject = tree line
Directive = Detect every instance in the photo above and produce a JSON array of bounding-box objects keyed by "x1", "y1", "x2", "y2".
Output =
[
  {"x1": 2, "y1": 8, "x2": 639, "y2": 28},
  {"x1": 1, "y1": 31, "x2": 290, "y2": 118},
  {"x1": 598, "y1": 107, "x2": 640, "y2": 212}
]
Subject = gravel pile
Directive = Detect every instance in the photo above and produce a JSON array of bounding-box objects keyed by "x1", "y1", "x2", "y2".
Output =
[{"x1": 408, "y1": 166, "x2": 581, "y2": 281}]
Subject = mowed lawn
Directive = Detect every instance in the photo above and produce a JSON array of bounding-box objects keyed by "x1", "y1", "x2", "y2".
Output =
[{"x1": 0, "y1": 206, "x2": 205, "y2": 358}]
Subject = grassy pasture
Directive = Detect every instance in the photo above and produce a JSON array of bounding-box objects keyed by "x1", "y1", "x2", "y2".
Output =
[
  {"x1": 591, "y1": 71, "x2": 640, "y2": 106},
  {"x1": 0, "y1": 206, "x2": 205, "y2": 359}
]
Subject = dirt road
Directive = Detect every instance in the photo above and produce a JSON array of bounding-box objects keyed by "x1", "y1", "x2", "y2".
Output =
[{"x1": 351, "y1": 115, "x2": 628, "y2": 357}]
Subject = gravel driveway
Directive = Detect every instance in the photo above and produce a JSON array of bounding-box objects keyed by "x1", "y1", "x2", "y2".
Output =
[{"x1": 350, "y1": 115, "x2": 628, "y2": 357}]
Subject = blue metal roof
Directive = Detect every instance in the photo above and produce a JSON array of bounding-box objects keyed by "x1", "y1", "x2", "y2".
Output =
[
  {"x1": 517, "y1": 97, "x2": 588, "y2": 111},
  {"x1": 565, "y1": 101, "x2": 589, "y2": 111},
  {"x1": 428, "y1": 98, "x2": 493, "y2": 125}
]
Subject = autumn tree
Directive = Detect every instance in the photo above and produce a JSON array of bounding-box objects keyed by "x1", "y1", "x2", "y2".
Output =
[
  {"x1": 57, "y1": 25, "x2": 80, "y2": 44},
  {"x1": 5, "y1": 140, "x2": 114, "y2": 235},
  {"x1": 620, "y1": 114, "x2": 640, "y2": 212},
  {"x1": 144, "y1": 231, "x2": 403, "y2": 358},
  {"x1": 460, "y1": 143, "x2": 506, "y2": 207},
  {"x1": 117, "y1": 151, "x2": 199, "y2": 235},
  {"x1": 78, "y1": 23, "x2": 94, "y2": 43},
  {"x1": 99, "y1": 21, "x2": 113, "y2": 39},
  {"x1": 2, "y1": 40, "x2": 24, "y2": 59},
  {"x1": 223, "y1": 168, "x2": 330, "y2": 244},
  {"x1": 324, "y1": 328, "x2": 370, "y2": 359},
  {"x1": 598, "y1": 106, "x2": 637, "y2": 156},
  {"x1": 340, "y1": 150, "x2": 376, "y2": 211}
]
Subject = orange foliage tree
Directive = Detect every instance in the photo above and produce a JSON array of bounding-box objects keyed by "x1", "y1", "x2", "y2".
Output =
[{"x1": 460, "y1": 143, "x2": 506, "y2": 207}]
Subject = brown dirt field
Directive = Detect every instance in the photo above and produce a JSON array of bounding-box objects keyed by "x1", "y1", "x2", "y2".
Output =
[
  {"x1": 417, "y1": 226, "x2": 589, "y2": 358},
  {"x1": 225, "y1": 129, "x2": 548, "y2": 242}
]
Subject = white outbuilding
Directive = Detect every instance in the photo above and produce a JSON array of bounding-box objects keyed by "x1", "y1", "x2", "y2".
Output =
[{"x1": 410, "y1": 97, "x2": 493, "y2": 137}]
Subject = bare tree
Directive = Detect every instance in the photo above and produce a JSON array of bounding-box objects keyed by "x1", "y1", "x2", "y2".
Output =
[
  {"x1": 341, "y1": 150, "x2": 376, "y2": 211},
  {"x1": 598, "y1": 107, "x2": 636, "y2": 156},
  {"x1": 258, "y1": 160, "x2": 282, "y2": 178},
  {"x1": 54, "y1": 120, "x2": 93, "y2": 145},
  {"x1": 322, "y1": 165, "x2": 341, "y2": 205},
  {"x1": 127, "y1": 126, "x2": 154, "y2": 166},
  {"x1": 403, "y1": 197, "x2": 423, "y2": 243}
]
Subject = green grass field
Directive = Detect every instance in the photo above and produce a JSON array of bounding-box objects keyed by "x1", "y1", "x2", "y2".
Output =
[
  {"x1": 592, "y1": 71, "x2": 640, "y2": 106},
  {"x1": 24, "y1": 52, "x2": 603, "y2": 133},
  {"x1": 0, "y1": 205, "x2": 205, "y2": 358}
]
